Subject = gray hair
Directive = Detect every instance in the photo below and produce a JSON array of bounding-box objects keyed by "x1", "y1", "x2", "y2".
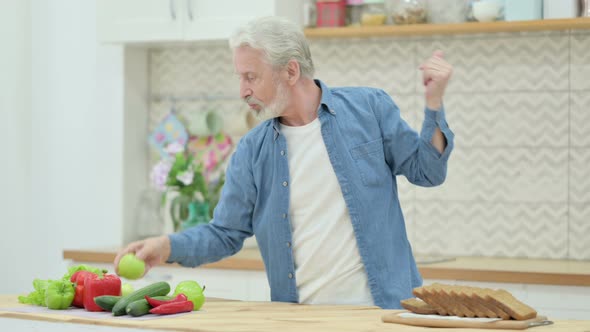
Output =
[{"x1": 229, "y1": 16, "x2": 315, "y2": 79}]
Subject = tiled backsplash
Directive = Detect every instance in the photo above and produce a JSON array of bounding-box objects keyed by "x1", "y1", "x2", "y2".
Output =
[{"x1": 149, "y1": 30, "x2": 590, "y2": 261}]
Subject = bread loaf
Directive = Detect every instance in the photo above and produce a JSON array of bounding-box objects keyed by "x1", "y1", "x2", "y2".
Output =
[
  {"x1": 400, "y1": 298, "x2": 438, "y2": 315},
  {"x1": 405, "y1": 283, "x2": 537, "y2": 320}
]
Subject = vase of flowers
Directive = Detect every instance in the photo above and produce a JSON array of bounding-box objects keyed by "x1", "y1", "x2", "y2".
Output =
[{"x1": 150, "y1": 142, "x2": 225, "y2": 232}]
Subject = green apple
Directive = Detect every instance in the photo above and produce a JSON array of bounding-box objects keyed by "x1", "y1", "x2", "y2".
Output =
[
  {"x1": 117, "y1": 254, "x2": 145, "y2": 280},
  {"x1": 173, "y1": 280, "x2": 206, "y2": 311},
  {"x1": 121, "y1": 283, "x2": 135, "y2": 297}
]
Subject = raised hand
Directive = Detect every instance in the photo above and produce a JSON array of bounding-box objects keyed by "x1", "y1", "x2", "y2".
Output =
[
  {"x1": 114, "y1": 235, "x2": 171, "y2": 277},
  {"x1": 419, "y1": 50, "x2": 453, "y2": 110}
]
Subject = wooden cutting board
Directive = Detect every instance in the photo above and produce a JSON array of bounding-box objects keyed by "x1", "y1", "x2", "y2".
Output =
[{"x1": 382, "y1": 311, "x2": 552, "y2": 330}]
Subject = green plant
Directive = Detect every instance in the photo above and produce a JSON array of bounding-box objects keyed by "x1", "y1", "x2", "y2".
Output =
[{"x1": 151, "y1": 142, "x2": 225, "y2": 218}]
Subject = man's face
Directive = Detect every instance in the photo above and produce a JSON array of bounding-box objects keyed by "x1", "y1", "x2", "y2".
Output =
[{"x1": 233, "y1": 46, "x2": 289, "y2": 119}]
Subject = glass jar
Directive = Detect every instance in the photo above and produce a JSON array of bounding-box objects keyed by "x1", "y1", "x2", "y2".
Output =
[
  {"x1": 361, "y1": 0, "x2": 387, "y2": 25},
  {"x1": 389, "y1": 0, "x2": 427, "y2": 24},
  {"x1": 303, "y1": 0, "x2": 317, "y2": 28},
  {"x1": 346, "y1": 0, "x2": 365, "y2": 26},
  {"x1": 427, "y1": 0, "x2": 467, "y2": 23},
  {"x1": 583, "y1": 0, "x2": 590, "y2": 17}
]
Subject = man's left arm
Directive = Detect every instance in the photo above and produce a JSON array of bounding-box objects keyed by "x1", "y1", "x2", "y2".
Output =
[{"x1": 420, "y1": 50, "x2": 453, "y2": 154}]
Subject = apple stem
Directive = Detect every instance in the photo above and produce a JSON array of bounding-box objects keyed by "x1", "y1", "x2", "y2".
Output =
[{"x1": 202, "y1": 285, "x2": 206, "y2": 292}]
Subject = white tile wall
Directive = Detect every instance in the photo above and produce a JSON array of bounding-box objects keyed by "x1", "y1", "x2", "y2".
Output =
[
  {"x1": 570, "y1": 33, "x2": 590, "y2": 91},
  {"x1": 149, "y1": 30, "x2": 590, "y2": 260}
]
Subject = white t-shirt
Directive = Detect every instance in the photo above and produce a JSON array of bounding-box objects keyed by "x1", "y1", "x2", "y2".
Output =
[{"x1": 280, "y1": 117, "x2": 374, "y2": 305}]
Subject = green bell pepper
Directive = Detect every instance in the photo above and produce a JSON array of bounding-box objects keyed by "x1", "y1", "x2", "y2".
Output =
[{"x1": 45, "y1": 280, "x2": 75, "y2": 310}]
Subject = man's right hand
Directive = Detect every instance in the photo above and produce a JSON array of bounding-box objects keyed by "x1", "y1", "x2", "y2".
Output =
[{"x1": 114, "y1": 235, "x2": 171, "y2": 277}]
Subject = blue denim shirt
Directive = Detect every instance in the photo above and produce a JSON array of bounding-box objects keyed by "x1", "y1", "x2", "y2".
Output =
[{"x1": 168, "y1": 80, "x2": 454, "y2": 309}]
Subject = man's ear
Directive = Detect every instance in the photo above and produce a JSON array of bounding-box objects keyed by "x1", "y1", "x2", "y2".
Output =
[{"x1": 285, "y1": 59, "x2": 300, "y2": 85}]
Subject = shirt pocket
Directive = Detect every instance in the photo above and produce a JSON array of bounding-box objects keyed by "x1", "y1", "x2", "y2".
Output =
[{"x1": 350, "y1": 139, "x2": 387, "y2": 186}]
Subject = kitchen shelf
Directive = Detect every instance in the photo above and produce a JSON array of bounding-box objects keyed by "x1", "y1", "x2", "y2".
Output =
[{"x1": 304, "y1": 18, "x2": 590, "y2": 38}]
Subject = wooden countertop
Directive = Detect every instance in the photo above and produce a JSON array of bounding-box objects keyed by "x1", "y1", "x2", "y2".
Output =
[
  {"x1": 0, "y1": 295, "x2": 587, "y2": 331},
  {"x1": 63, "y1": 248, "x2": 590, "y2": 287}
]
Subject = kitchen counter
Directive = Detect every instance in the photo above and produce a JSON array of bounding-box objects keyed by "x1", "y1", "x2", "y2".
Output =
[
  {"x1": 63, "y1": 248, "x2": 590, "y2": 287},
  {"x1": 1, "y1": 295, "x2": 588, "y2": 331}
]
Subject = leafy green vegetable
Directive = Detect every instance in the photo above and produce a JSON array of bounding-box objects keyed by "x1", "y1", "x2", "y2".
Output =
[
  {"x1": 19, "y1": 264, "x2": 106, "y2": 307},
  {"x1": 18, "y1": 279, "x2": 50, "y2": 306},
  {"x1": 62, "y1": 264, "x2": 106, "y2": 282}
]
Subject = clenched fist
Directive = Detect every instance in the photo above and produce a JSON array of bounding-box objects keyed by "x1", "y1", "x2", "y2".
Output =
[{"x1": 420, "y1": 50, "x2": 453, "y2": 111}]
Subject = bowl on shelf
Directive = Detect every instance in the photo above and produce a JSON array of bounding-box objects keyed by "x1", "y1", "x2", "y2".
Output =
[{"x1": 472, "y1": 1, "x2": 501, "y2": 22}]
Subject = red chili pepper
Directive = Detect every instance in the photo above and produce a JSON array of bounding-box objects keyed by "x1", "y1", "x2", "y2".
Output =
[
  {"x1": 149, "y1": 300, "x2": 194, "y2": 315},
  {"x1": 145, "y1": 293, "x2": 188, "y2": 307},
  {"x1": 83, "y1": 273, "x2": 121, "y2": 311},
  {"x1": 70, "y1": 271, "x2": 96, "y2": 308}
]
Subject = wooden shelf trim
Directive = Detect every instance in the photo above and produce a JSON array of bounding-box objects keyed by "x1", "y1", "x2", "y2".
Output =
[
  {"x1": 62, "y1": 249, "x2": 266, "y2": 271},
  {"x1": 420, "y1": 267, "x2": 590, "y2": 287},
  {"x1": 304, "y1": 18, "x2": 590, "y2": 38}
]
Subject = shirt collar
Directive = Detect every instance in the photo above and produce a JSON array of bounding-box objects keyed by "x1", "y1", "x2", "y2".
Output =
[{"x1": 271, "y1": 79, "x2": 336, "y2": 139}]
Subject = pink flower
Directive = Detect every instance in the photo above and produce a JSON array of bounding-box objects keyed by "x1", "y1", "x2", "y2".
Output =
[
  {"x1": 150, "y1": 160, "x2": 172, "y2": 191},
  {"x1": 165, "y1": 142, "x2": 185, "y2": 155}
]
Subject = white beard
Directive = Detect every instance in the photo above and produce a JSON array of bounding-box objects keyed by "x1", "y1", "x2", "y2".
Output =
[{"x1": 245, "y1": 80, "x2": 289, "y2": 120}]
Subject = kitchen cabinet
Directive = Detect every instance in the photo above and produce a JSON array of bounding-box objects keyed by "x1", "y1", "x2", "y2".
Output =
[
  {"x1": 97, "y1": 0, "x2": 302, "y2": 43},
  {"x1": 63, "y1": 248, "x2": 590, "y2": 318},
  {"x1": 77, "y1": 262, "x2": 270, "y2": 302}
]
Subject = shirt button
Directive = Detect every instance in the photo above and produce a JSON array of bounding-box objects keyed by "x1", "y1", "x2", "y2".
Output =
[
  {"x1": 282, "y1": 181, "x2": 288, "y2": 187},
  {"x1": 282, "y1": 213, "x2": 287, "y2": 219},
  {"x1": 288, "y1": 273, "x2": 293, "y2": 279},
  {"x1": 280, "y1": 150, "x2": 285, "y2": 156},
  {"x1": 286, "y1": 242, "x2": 291, "y2": 248}
]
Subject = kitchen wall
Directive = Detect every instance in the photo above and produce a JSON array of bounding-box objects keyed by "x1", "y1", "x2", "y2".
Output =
[
  {"x1": 0, "y1": 0, "x2": 125, "y2": 293},
  {"x1": 0, "y1": 0, "x2": 33, "y2": 294},
  {"x1": 148, "y1": 29, "x2": 590, "y2": 261}
]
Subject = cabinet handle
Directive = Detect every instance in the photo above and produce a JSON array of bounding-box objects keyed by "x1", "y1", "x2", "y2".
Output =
[
  {"x1": 187, "y1": 0, "x2": 194, "y2": 21},
  {"x1": 169, "y1": 0, "x2": 177, "y2": 20}
]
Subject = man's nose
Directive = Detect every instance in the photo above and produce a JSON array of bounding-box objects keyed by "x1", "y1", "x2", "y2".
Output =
[{"x1": 240, "y1": 84, "x2": 252, "y2": 100}]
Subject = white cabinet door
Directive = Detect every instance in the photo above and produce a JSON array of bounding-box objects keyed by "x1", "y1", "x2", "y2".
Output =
[
  {"x1": 97, "y1": 0, "x2": 302, "y2": 43},
  {"x1": 97, "y1": 0, "x2": 184, "y2": 42},
  {"x1": 183, "y1": 0, "x2": 300, "y2": 41}
]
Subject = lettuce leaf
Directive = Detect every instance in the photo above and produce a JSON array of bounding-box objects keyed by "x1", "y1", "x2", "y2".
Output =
[
  {"x1": 19, "y1": 265, "x2": 106, "y2": 306},
  {"x1": 62, "y1": 264, "x2": 106, "y2": 281},
  {"x1": 18, "y1": 279, "x2": 50, "y2": 306}
]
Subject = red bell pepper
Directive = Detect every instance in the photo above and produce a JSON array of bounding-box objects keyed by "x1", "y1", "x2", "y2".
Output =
[
  {"x1": 145, "y1": 293, "x2": 187, "y2": 307},
  {"x1": 83, "y1": 273, "x2": 121, "y2": 311},
  {"x1": 149, "y1": 300, "x2": 194, "y2": 315},
  {"x1": 70, "y1": 270, "x2": 96, "y2": 308}
]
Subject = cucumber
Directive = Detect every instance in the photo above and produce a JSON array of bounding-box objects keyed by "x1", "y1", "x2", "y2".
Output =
[
  {"x1": 94, "y1": 295, "x2": 122, "y2": 311},
  {"x1": 112, "y1": 281, "x2": 170, "y2": 316},
  {"x1": 126, "y1": 296, "x2": 172, "y2": 317}
]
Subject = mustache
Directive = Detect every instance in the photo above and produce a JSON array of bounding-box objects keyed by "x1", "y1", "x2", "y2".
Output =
[{"x1": 244, "y1": 96, "x2": 265, "y2": 108}]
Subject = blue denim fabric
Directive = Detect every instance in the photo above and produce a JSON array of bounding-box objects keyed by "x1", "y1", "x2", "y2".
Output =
[{"x1": 167, "y1": 80, "x2": 454, "y2": 309}]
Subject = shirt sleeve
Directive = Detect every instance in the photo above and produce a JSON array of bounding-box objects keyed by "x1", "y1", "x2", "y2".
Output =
[
  {"x1": 167, "y1": 138, "x2": 256, "y2": 267},
  {"x1": 373, "y1": 89, "x2": 455, "y2": 187}
]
